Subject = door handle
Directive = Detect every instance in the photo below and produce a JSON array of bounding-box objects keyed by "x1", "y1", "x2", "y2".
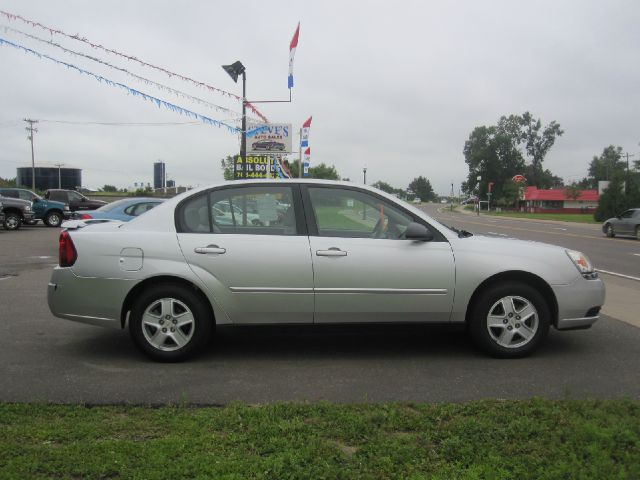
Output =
[
  {"x1": 316, "y1": 247, "x2": 347, "y2": 257},
  {"x1": 194, "y1": 245, "x2": 226, "y2": 255}
]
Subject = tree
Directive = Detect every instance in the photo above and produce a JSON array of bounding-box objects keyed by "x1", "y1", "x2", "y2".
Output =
[
  {"x1": 408, "y1": 176, "x2": 436, "y2": 202},
  {"x1": 220, "y1": 155, "x2": 236, "y2": 181},
  {"x1": 290, "y1": 162, "x2": 340, "y2": 180},
  {"x1": 565, "y1": 182, "x2": 582, "y2": 201},
  {"x1": 587, "y1": 146, "x2": 625, "y2": 187},
  {"x1": 463, "y1": 124, "x2": 525, "y2": 201},
  {"x1": 463, "y1": 112, "x2": 563, "y2": 203},
  {"x1": 523, "y1": 164, "x2": 563, "y2": 189},
  {"x1": 595, "y1": 174, "x2": 626, "y2": 222},
  {"x1": 371, "y1": 181, "x2": 395, "y2": 194},
  {"x1": 519, "y1": 112, "x2": 564, "y2": 187},
  {"x1": 102, "y1": 184, "x2": 117, "y2": 192}
]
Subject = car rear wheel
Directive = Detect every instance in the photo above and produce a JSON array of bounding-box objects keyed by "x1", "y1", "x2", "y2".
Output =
[
  {"x1": 4, "y1": 212, "x2": 21, "y2": 231},
  {"x1": 469, "y1": 282, "x2": 550, "y2": 358},
  {"x1": 129, "y1": 283, "x2": 212, "y2": 362},
  {"x1": 44, "y1": 211, "x2": 62, "y2": 227},
  {"x1": 605, "y1": 223, "x2": 615, "y2": 237}
]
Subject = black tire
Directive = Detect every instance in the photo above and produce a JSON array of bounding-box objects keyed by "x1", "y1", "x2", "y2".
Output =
[
  {"x1": 129, "y1": 283, "x2": 213, "y2": 362},
  {"x1": 4, "y1": 212, "x2": 21, "y2": 231},
  {"x1": 44, "y1": 211, "x2": 63, "y2": 227},
  {"x1": 605, "y1": 223, "x2": 615, "y2": 238},
  {"x1": 469, "y1": 281, "x2": 550, "y2": 358}
]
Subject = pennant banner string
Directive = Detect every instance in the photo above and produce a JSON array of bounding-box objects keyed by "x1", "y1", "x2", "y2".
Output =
[
  {"x1": 0, "y1": 25, "x2": 263, "y2": 122},
  {"x1": 0, "y1": 10, "x2": 268, "y2": 122},
  {"x1": 0, "y1": 37, "x2": 266, "y2": 137}
]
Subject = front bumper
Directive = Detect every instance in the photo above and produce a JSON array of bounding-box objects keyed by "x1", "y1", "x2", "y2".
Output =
[
  {"x1": 48, "y1": 266, "x2": 138, "y2": 329},
  {"x1": 552, "y1": 275, "x2": 605, "y2": 330}
]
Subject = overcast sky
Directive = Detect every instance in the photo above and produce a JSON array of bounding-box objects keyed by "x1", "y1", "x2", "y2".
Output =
[{"x1": 1, "y1": 0, "x2": 639, "y2": 194}]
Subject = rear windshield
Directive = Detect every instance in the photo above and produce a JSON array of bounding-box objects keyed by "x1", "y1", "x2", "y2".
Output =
[{"x1": 96, "y1": 199, "x2": 130, "y2": 212}]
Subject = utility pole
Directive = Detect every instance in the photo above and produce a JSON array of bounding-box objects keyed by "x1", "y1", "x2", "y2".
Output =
[
  {"x1": 24, "y1": 118, "x2": 38, "y2": 190},
  {"x1": 54, "y1": 163, "x2": 64, "y2": 189},
  {"x1": 450, "y1": 182, "x2": 454, "y2": 212}
]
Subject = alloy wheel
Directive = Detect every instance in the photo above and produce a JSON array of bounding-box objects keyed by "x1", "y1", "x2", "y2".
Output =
[
  {"x1": 141, "y1": 298, "x2": 195, "y2": 351},
  {"x1": 486, "y1": 295, "x2": 539, "y2": 349}
]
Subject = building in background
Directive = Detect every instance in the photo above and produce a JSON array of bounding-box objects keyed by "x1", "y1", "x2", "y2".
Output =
[
  {"x1": 153, "y1": 161, "x2": 166, "y2": 190},
  {"x1": 17, "y1": 166, "x2": 82, "y2": 191},
  {"x1": 521, "y1": 186, "x2": 599, "y2": 213},
  {"x1": 166, "y1": 179, "x2": 175, "y2": 188}
]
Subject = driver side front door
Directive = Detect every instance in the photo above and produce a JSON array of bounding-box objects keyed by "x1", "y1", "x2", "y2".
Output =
[{"x1": 303, "y1": 186, "x2": 455, "y2": 324}]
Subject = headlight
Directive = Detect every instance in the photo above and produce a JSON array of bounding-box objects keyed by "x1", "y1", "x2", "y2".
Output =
[
  {"x1": 565, "y1": 249, "x2": 594, "y2": 274},
  {"x1": 64, "y1": 205, "x2": 70, "y2": 211},
  {"x1": 24, "y1": 205, "x2": 32, "y2": 212}
]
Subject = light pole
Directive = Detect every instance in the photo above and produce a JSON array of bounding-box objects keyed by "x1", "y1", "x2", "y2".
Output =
[
  {"x1": 362, "y1": 164, "x2": 367, "y2": 185},
  {"x1": 222, "y1": 61, "x2": 247, "y2": 180}
]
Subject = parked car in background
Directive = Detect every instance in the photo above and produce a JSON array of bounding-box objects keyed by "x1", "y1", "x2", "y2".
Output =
[
  {"x1": 602, "y1": 208, "x2": 640, "y2": 240},
  {"x1": 72, "y1": 198, "x2": 164, "y2": 222},
  {"x1": 0, "y1": 200, "x2": 5, "y2": 226},
  {"x1": 0, "y1": 195, "x2": 35, "y2": 230},
  {"x1": 48, "y1": 180, "x2": 604, "y2": 362},
  {"x1": 0, "y1": 188, "x2": 71, "y2": 227},
  {"x1": 44, "y1": 189, "x2": 107, "y2": 212}
]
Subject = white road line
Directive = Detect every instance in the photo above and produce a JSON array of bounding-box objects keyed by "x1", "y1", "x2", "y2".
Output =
[
  {"x1": 486, "y1": 232, "x2": 508, "y2": 237},
  {"x1": 634, "y1": 254, "x2": 640, "y2": 257},
  {"x1": 596, "y1": 269, "x2": 640, "y2": 282},
  {"x1": 554, "y1": 228, "x2": 567, "y2": 231}
]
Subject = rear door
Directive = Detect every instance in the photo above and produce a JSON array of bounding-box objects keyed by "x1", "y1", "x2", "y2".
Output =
[
  {"x1": 303, "y1": 185, "x2": 455, "y2": 324},
  {"x1": 176, "y1": 184, "x2": 314, "y2": 324}
]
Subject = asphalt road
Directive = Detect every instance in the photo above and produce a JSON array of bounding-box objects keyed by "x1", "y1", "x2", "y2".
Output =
[{"x1": 0, "y1": 221, "x2": 638, "y2": 404}]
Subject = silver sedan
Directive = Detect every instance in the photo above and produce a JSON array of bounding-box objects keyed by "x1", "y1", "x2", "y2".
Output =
[{"x1": 48, "y1": 180, "x2": 605, "y2": 361}]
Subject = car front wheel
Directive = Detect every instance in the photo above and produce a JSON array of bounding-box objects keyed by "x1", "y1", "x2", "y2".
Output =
[
  {"x1": 129, "y1": 283, "x2": 213, "y2": 362},
  {"x1": 605, "y1": 223, "x2": 615, "y2": 237},
  {"x1": 44, "y1": 211, "x2": 62, "y2": 227},
  {"x1": 4, "y1": 213, "x2": 21, "y2": 230},
  {"x1": 469, "y1": 282, "x2": 550, "y2": 358}
]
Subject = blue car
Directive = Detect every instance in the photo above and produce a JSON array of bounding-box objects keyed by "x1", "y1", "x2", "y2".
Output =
[{"x1": 73, "y1": 198, "x2": 164, "y2": 222}]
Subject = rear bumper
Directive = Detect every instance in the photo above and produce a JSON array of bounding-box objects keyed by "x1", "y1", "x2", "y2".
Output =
[
  {"x1": 48, "y1": 267, "x2": 138, "y2": 329},
  {"x1": 552, "y1": 275, "x2": 605, "y2": 330}
]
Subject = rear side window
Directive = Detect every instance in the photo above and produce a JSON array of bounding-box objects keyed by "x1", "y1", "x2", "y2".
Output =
[{"x1": 177, "y1": 186, "x2": 297, "y2": 235}]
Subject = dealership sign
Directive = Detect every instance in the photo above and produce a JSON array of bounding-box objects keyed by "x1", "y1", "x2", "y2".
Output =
[
  {"x1": 234, "y1": 155, "x2": 292, "y2": 179},
  {"x1": 247, "y1": 123, "x2": 292, "y2": 154}
]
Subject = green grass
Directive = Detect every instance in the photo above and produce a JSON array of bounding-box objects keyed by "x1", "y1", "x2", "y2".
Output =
[
  {"x1": 485, "y1": 211, "x2": 599, "y2": 224},
  {"x1": 1, "y1": 399, "x2": 639, "y2": 479}
]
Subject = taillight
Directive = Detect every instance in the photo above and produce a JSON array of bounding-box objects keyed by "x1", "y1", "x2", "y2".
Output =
[
  {"x1": 80, "y1": 213, "x2": 93, "y2": 220},
  {"x1": 59, "y1": 231, "x2": 77, "y2": 267}
]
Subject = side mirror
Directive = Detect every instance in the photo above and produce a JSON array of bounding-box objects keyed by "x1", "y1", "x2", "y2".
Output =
[{"x1": 405, "y1": 222, "x2": 434, "y2": 241}]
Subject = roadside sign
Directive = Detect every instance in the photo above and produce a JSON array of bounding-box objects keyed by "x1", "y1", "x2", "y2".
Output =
[{"x1": 247, "y1": 123, "x2": 293, "y2": 154}]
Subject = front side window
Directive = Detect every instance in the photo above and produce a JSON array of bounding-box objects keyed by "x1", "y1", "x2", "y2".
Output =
[
  {"x1": 179, "y1": 186, "x2": 297, "y2": 235},
  {"x1": 621, "y1": 210, "x2": 634, "y2": 219},
  {"x1": 308, "y1": 187, "x2": 413, "y2": 239},
  {"x1": 18, "y1": 190, "x2": 33, "y2": 201}
]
